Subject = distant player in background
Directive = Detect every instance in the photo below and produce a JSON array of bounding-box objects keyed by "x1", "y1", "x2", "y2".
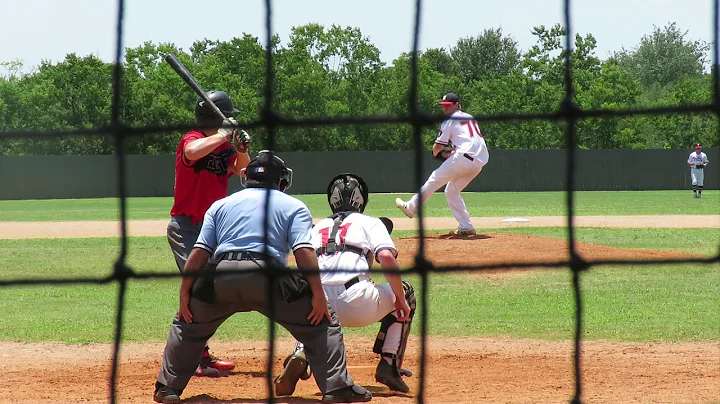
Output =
[
  {"x1": 395, "y1": 92, "x2": 489, "y2": 236},
  {"x1": 166, "y1": 90, "x2": 251, "y2": 376},
  {"x1": 687, "y1": 143, "x2": 709, "y2": 198}
]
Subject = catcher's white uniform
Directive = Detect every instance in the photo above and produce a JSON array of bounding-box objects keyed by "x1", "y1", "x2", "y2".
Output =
[
  {"x1": 313, "y1": 213, "x2": 403, "y2": 354},
  {"x1": 402, "y1": 110, "x2": 489, "y2": 231}
]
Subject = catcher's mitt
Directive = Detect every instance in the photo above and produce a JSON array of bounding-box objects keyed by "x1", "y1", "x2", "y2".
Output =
[
  {"x1": 379, "y1": 216, "x2": 394, "y2": 235},
  {"x1": 434, "y1": 142, "x2": 454, "y2": 162}
]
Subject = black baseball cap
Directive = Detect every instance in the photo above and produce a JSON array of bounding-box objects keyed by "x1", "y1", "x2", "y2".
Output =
[
  {"x1": 246, "y1": 150, "x2": 288, "y2": 184},
  {"x1": 438, "y1": 93, "x2": 460, "y2": 105}
]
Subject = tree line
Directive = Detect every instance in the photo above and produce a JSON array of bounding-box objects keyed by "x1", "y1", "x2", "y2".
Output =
[{"x1": 0, "y1": 22, "x2": 715, "y2": 155}]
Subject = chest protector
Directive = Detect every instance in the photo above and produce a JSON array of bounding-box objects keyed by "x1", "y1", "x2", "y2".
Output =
[{"x1": 316, "y1": 212, "x2": 365, "y2": 256}]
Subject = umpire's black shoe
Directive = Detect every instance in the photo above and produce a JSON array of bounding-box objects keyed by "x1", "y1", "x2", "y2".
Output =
[
  {"x1": 322, "y1": 384, "x2": 372, "y2": 402},
  {"x1": 153, "y1": 384, "x2": 181, "y2": 403},
  {"x1": 375, "y1": 359, "x2": 410, "y2": 393},
  {"x1": 275, "y1": 351, "x2": 308, "y2": 396}
]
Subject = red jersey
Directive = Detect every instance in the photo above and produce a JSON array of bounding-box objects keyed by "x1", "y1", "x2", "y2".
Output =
[{"x1": 170, "y1": 130, "x2": 238, "y2": 223}]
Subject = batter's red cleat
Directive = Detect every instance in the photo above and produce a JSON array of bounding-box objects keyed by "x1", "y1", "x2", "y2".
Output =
[
  {"x1": 193, "y1": 349, "x2": 235, "y2": 376},
  {"x1": 201, "y1": 350, "x2": 236, "y2": 371}
]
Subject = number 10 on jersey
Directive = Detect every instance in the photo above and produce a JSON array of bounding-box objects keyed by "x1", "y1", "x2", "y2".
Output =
[{"x1": 461, "y1": 120, "x2": 482, "y2": 137}]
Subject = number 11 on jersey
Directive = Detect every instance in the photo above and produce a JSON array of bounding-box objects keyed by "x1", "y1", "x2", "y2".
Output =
[{"x1": 319, "y1": 223, "x2": 352, "y2": 247}]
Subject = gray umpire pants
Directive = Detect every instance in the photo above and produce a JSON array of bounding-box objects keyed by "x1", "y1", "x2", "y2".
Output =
[
  {"x1": 167, "y1": 216, "x2": 202, "y2": 272},
  {"x1": 156, "y1": 259, "x2": 354, "y2": 395}
]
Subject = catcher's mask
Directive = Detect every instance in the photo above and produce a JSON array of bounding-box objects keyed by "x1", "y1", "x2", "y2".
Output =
[
  {"x1": 241, "y1": 150, "x2": 293, "y2": 192},
  {"x1": 195, "y1": 90, "x2": 239, "y2": 130},
  {"x1": 327, "y1": 173, "x2": 369, "y2": 213}
]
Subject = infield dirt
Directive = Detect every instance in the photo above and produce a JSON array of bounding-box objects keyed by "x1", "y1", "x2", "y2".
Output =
[
  {"x1": 1, "y1": 336, "x2": 717, "y2": 404},
  {"x1": 1, "y1": 214, "x2": 718, "y2": 239}
]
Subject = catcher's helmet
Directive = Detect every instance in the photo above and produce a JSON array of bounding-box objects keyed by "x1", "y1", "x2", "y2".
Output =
[
  {"x1": 327, "y1": 173, "x2": 369, "y2": 214},
  {"x1": 195, "y1": 90, "x2": 240, "y2": 129},
  {"x1": 242, "y1": 150, "x2": 293, "y2": 192}
]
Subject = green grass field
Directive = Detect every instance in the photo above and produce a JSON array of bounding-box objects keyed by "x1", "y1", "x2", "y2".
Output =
[
  {"x1": 0, "y1": 192, "x2": 717, "y2": 346},
  {"x1": 0, "y1": 227, "x2": 717, "y2": 344},
  {"x1": 0, "y1": 190, "x2": 717, "y2": 221}
]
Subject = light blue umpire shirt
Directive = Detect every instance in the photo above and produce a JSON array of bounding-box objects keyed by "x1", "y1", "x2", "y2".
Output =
[{"x1": 194, "y1": 188, "x2": 314, "y2": 265}]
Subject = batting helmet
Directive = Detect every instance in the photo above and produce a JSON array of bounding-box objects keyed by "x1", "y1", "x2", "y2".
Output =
[
  {"x1": 195, "y1": 90, "x2": 240, "y2": 129},
  {"x1": 327, "y1": 173, "x2": 369, "y2": 214},
  {"x1": 242, "y1": 150, "x2": 293, "y2": 192}
]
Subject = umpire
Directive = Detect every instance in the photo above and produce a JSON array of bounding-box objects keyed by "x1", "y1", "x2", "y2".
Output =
[{"x1": 153, "y1": 151, "x2": 371, "y2": 403}]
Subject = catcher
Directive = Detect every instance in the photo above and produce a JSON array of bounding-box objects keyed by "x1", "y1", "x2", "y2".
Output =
[
  {"x1": 275, "y1": 173, "x2": 416, "y2": 396},
  {"x1": 165, "y1": 90, "x2": 251, "y2": 377}
]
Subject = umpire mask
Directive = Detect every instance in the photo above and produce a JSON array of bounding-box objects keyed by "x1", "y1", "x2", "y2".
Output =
[{"x1": 241, "y1": 150, "x2": 293, "y2": 192}]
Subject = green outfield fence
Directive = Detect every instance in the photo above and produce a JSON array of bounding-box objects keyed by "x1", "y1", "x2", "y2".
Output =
[
  {"x1": 1, "y1": 1, "x2": 719, "y2": 403},
  {"x1": 2, "y1": 148, "x2": 720, "y2": 199}
]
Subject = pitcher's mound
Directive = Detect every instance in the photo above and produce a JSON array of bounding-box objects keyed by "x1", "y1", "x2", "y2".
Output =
[{"x1": 393, "y1": 233, "x2": 696, "y2": 273}]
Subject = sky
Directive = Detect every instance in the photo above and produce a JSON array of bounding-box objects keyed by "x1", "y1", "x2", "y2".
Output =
[{"x1": 0, "y1": 0, "x2": 717, "y2": 73}]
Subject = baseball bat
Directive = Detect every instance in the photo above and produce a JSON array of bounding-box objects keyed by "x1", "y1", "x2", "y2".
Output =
[{"x1": 164, "y1": 53, "x2": 227, "y2": 121}]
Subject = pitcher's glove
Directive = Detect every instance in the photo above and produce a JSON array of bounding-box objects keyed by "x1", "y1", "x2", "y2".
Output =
[
  {"x1": 434, "y1": 143, "x2": 455, "y2": 162},
  {"x1": 696, "y1": 164, "x2": 705, "y2": 169}
]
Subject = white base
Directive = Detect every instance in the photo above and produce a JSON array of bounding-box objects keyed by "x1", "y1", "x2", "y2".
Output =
[{"x1": 502, "y1": 218, "x2": 531, "y2": 223}]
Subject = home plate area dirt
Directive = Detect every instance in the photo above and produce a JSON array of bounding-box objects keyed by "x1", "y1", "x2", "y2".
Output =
[
  {"x1": 1, "y1": 336, "x2": 717, "y2": 404},
  {"x1": 1, "y1": 219, "x2": 718, "y2": 403}
]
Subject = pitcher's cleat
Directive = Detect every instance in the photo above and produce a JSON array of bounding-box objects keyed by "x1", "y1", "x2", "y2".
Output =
[
  {"x1": 395, "y1": 198, "x2": 413, "y2": 218},
  {"x1": 448, "y1": 228, "x2": 476, "y2": 237}
]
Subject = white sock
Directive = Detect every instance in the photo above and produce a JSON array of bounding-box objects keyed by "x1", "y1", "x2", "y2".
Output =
[
  {"x1": 294, "y1": 341, "x2": 304, "y2": 353},
  {"x1": 407, "y1": 195, "x2": 420, "y2": 214},
  {"x1": 382, "y1": 322, "x2": 403, "y2": 364}
]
